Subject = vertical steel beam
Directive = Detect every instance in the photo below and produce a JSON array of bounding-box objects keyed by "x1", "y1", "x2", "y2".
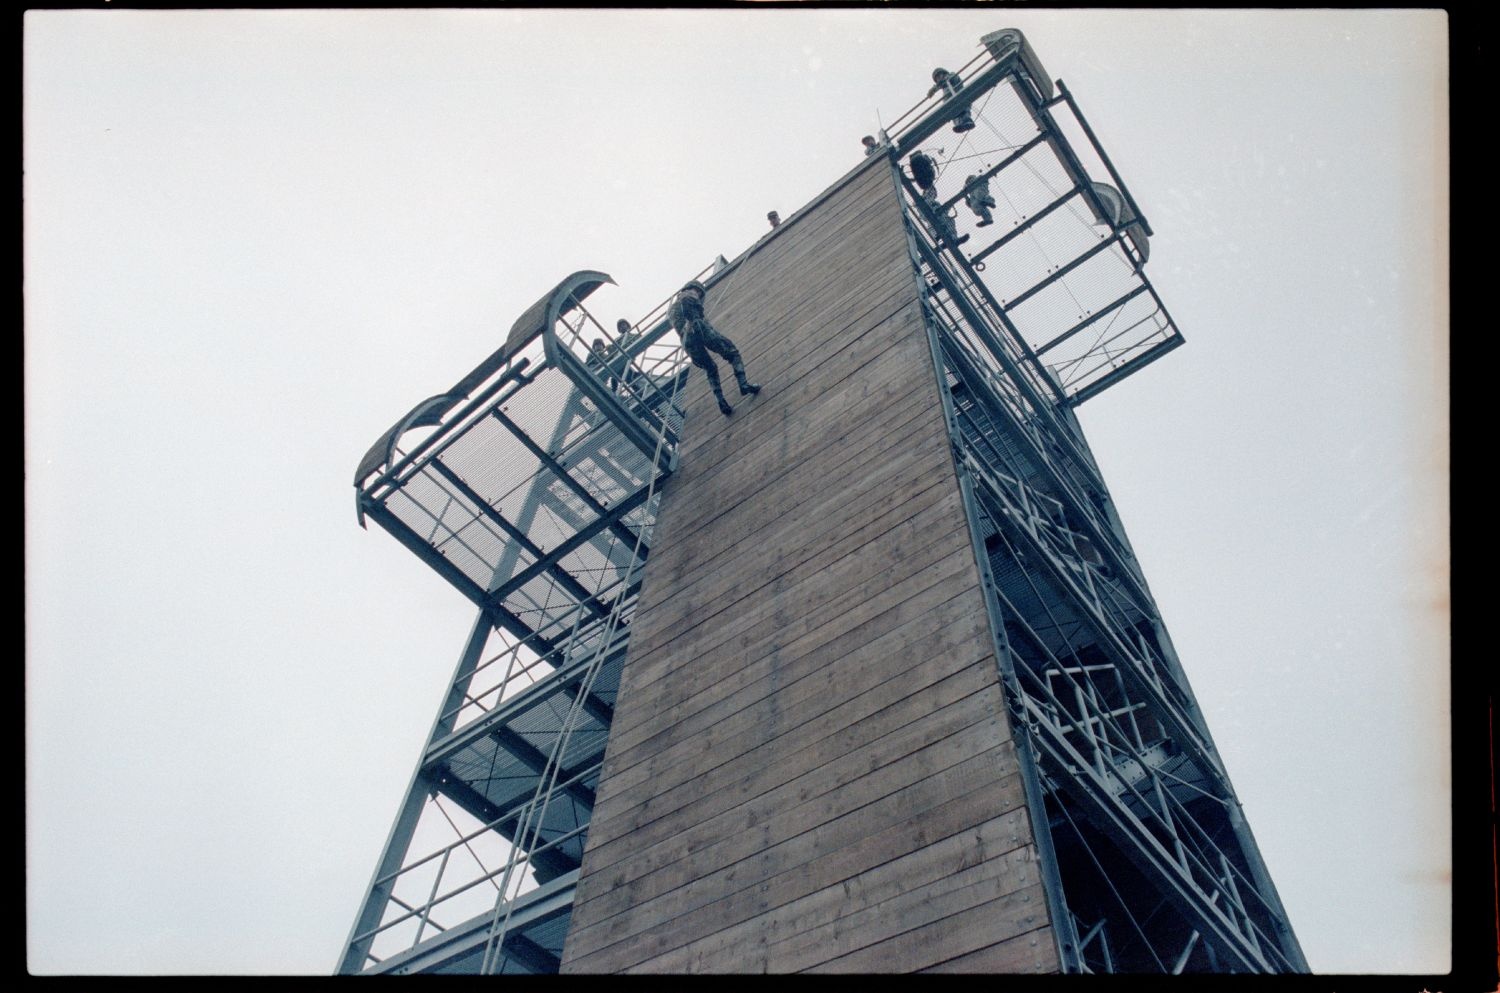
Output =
[
  {"x1": 1054, "y1": 80, "x2": 1153, "y2": 237},
  {"x1": 899, "y1": 198, "x2": 1080, "y2": 972},
  {"x1": 336, "y1": 612, "x2": 495, "y2": 974}
]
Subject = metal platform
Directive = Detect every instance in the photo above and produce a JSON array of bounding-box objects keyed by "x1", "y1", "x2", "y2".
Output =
[
  {"x1": 341, "y1": 265, "x2": 711, "y2": 973},
  {"x1": 884, "y1": 30, "x2": 1183, "y2": 406}
]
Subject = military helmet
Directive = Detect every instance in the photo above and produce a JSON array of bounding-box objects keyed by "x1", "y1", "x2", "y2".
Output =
[{"x1": 681, "y1": 280, "x2": 707, "y2": 296}]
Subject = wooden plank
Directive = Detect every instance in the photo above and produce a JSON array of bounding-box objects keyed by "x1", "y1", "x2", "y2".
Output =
[
  {"x1": 707, "y1": 266, "x2": 916, "y2": 385},
  {"x1": 591, "y1": 576, "x2": 990, "y2": 858},
  {"x1": 596, "y1": 641, "x2": 992, "y2": 840},
  {"x1": 749, "y1": 841, "x2": 1042, "y2": 972},
  {"x1": 704, "y1": 165, "x2": 902, "y2": 303},
  {"x1": 602, "y1": 532, "x2": 980, "y2": 759},
  {"x1": 642, "y1": 402, "x2": 947, "y2": 593},
  {"x1": 591, "y1": 586, "x2": 993, "y2": 817},
  {"x1": 636, "y1": 298, "x2": 940, "y2": 553},
  {"x1": 567, "y1": 741, "x2": 1023, "y2": 964},
  {"x1": 678, "y1": 276, "x2": 925, "y2": 452},
  {"x1": 668, "y1": 224, "x2": 923, "y2": 474},
  {"x1": 619, "y1": 472, "x2": 964, "y2": 689},
  {"x1": 704, "y1": 258, "x2": 914, "y2": 380},
  {"x1": 802, "y1": 880, "x2": 1053, "y2": 973},
  {"x1": 622, "y1": 368, "x2": 939, "y2": 641},
  {"x1": 701, "y1": 201, "x2": 911, "y2": 336},
  {"x1": 640, "y1": 806, "x2": 1037, "y2": 972},
  {"x1": 582, "y1": 652, "x2": 1005, "y2": 874},
  {"x1": 621, "y1": 486, "x2": 971, "y2": 692},
  {"x1": 613, "y1": 508, "x2": 973, "y2": 749},
  {"x1": 567, "y1": 765, "x2": 1031, "y2": 970},
  {"x1": 574, "y1": 716, "x2": 1012, "y2": 930},
  {"x1": 598, "y1": 549, "x2": 985, "y2": 779},
  {"x1": 916, "y1": 926, "x2": 1060, "y2": 973},
  {"x1": 644, "y1": 322, "x2": 940, "y2": 548},
  {"x1": 715, "y1": 198, "x2": 912, "y2": 314},
  {"x1": 633, "y1": 407, "x2": 952, "y2": 632}
]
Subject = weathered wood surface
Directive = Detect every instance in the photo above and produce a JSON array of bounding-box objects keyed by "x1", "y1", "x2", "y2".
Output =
[{"x1": 560, "y1": 158, "x2": 1059, "y2": 974}]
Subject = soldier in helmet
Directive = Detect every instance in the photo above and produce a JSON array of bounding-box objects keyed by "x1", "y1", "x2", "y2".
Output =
[
  {"x1": 924, "y1": 187, "x2": 969, "y2": 249},
  {"x1": 909, "y1": 151, "x2": 938, "y2": 198},
  {"x1": 908, "y1": 153, "x2": 968, "y2": 249},
  {"x1": 669, "y1": 280, "x2": 761, "y2": 417},
  {"x1": 608, "y1": 318, "x2": 640, "y2": 393},
  {"x1": 587, "y1": 337, "x2": 617, "y2": 390},
  {"x1": 928, "y1": 68, "x2": 975, "y2": 133},
  {"x1": 963, "y1": 172, "x2": 997, "y2": 227}
]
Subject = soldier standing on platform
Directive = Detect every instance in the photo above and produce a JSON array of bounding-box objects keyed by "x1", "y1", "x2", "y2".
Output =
[
  {"x1": 669, "y1": 281, "x2": 761, "y2": 417},
  {"x1": 909, "y1": 151, "x2": 968, "y2": 249},
  {"x1": 611, "y1": 319, "x2": 640, "y2": 393},
  {"x1": 909, "y1": 150, "x2": 938, "y2": 198},
  {"x1": 925, "y1": 187, "x2": 969, "y2": 249},
  {"x1": 928, "y1": 68, "x2": 976, "y2": 133}
]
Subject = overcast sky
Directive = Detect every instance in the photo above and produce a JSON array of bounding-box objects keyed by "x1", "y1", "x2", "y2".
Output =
[{"x1": 25, "y1": 8, "x2": 1449, "y2": 976}]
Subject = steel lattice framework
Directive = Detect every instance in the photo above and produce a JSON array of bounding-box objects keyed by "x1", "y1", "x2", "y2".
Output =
[
  {"x1": 887, "y1": 29, "x2": 1307, "y2": 973},
  {"x1": 341, "y1": 264, "x2": 717, "y2": 973},
  {"x1": 342, "y1": 27, "x2": 1306, "y2": 974}
]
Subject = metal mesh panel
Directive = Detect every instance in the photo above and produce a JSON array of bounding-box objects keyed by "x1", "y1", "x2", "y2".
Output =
[
  {"x1": 372, "y1": 357, "x2": 668, "y2": 644},
  {"x1": 348, "y1": 293, "x2": 688, "y2": 968},
  {"x1": 506, "y1": 573, "x2": 580, "y2": 641},
  {"x1": 987, "y1": 537, "x2": 1089, "y2": 660},
  {"x1": 1036, "y1": 289, "x2": 1176, "y2": 398},
  {"x1": 981, "y1": 190, "x2": 1119, "y2": 306},
  {"x1": 522, "y1": 913, "x2": 572, "y2": 962},
  {"x1": 902, "y1": 71, "x2": 1182, "y2": 405},
  {"x1": 446, "y1": 743, "x2": 533, "y2": 812},
  {"x1": 989, "y1": 77, "x2": 1043, "y2": 141},
  {"x1": 440, "y1": 421, "x2": 547, "y2": 545},
  {"x1": 1005, "y1": 239, "x2": 1140, "y2": 330},
  {"x1": 438, "y1": 645, "x2": 626, "y2": 819},
  {"x1": 385, "y1": 468, "x2": 514, "y2": 591},
  {"x1": 421, "y1": 909, "x2": 573, "y2": 975}
]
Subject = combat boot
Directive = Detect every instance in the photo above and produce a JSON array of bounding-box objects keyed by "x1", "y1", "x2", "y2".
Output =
[{"x1": 731, "y1": 360, "x2": 761, "y2": 396}]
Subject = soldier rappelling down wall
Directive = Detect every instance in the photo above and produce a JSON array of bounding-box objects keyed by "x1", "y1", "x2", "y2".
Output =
[
  {"x1": 963, "y1": 173, "x2": 997, "y2": 227},
  {"x1": 669, "y1": 280, "x2": 761, "y2": 416}
]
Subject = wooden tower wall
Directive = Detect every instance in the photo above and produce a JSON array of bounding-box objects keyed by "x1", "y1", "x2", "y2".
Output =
[{"x1": 560, "y1": 159, "x2": 1060, "y2": 974}]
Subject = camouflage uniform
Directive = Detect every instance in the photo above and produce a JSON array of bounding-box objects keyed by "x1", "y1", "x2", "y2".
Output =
[
  {"x1": 909, "y1": 151, "x2": 938, "y2": 197},
  {"x1": 670, "y1": 284, "x2": 760, "y2": 415},
  {"x1": 963, "y1": 173, "x2": 997, "y2": 227},
  {"x1": 922, "y1": 186, "x2": 968, "y2": 249},
  {"x1": 928, "y1": 68, "x2": 976, "y2": 133}
]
